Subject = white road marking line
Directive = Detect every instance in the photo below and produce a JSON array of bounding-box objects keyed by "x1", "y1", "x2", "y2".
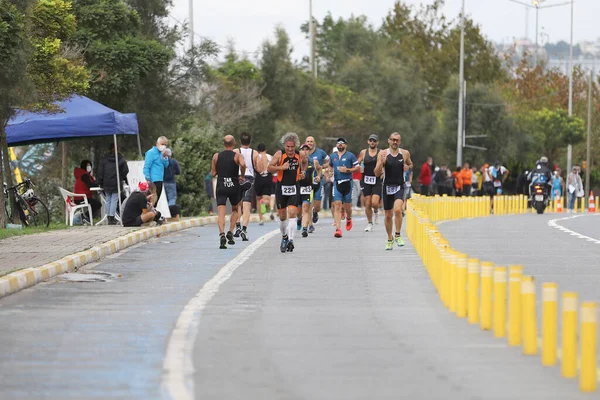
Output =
[
  {"x1": 161, "y1": 229, "x2": 279, "y2": 400},
  {"x1": 547, "y1": 214, "x2": 600, "y2": 244}
]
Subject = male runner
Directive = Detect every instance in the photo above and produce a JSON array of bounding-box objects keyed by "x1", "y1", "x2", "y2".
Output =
[
  {"x1": 211, "y1": 135, "x2": 247, "y2": 249},
  {"x1": 268, "y1": 132, "x2": 308, "y2": 253},
  {"x1": 330, "y1": 137, "x2": 360, "y2": 238},
  {"x1": 374, "y1": 132, "x2": 413, "y2": 250},
  {"x1": 233, "y1": 132, "x2": 261, "y2": 241},
  {"x1": 357, "y1": 133, "x2": 382, "y2": 232},
  {"x1": 304, "y1": 136, "x2": 329, "y2": 229},
  {"x1": 254, "y1": 143, "x2": 272, "y2": 225},
  {"x1": 298, "y1": 143, "x2": 319, "y2": 237}
]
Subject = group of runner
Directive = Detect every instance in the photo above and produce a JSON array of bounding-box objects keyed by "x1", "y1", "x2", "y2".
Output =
[{"x1": 211, "y1": 131, "x2": 413, "y2": 252}]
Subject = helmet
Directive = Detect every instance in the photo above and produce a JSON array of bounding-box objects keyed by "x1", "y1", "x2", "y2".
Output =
[
  {"x1": 540, "y1": 156, "x2": 548, "y2": 164},
  {"x1": 22, "y1": 188, "x2": 34, "y2": 199}
]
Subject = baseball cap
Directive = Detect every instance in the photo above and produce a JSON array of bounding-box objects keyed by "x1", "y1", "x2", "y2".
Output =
[
  {"x1": 336, "y1": 137, "x2": 347, "y2": 144},
  {"x1": 138, "y1": 181, "x2": 149, "y2": 192},
  {"x1": 368, "y1": 133, "x2": 378, "y2": 141},
  {"x1": 300, "y1": 142, "x2": 310, "y2": 149}
]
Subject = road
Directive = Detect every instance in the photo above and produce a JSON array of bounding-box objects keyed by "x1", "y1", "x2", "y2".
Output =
[{"x1": 0, "y1": 217, "x2": 595, "y2": 399}]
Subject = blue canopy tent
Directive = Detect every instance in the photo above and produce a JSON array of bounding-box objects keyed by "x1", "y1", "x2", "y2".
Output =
[{"x1": 6, "y1": 96, "x2": 141, "y2": 223}]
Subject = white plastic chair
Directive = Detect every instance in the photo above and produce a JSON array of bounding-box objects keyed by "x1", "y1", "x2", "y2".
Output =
[{"x1": 58, "y1": 187, "x2": 93, "y2": 226}]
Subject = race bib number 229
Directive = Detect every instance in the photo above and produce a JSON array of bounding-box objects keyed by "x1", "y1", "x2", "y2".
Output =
[{"x1": 282, "y1": 185, "x2": 297, "y2": 195}]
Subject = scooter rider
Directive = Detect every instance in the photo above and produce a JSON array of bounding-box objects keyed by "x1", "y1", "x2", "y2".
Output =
[{"x1": 527, "y1": 156, "x2": 553, "y2": 199}]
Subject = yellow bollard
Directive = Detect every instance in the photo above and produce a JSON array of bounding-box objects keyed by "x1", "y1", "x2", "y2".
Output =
[
  {"x1": 480, "y1": 262, "x2": 494, "y2": 330},
  {"x1": 456, "y1": 254, "x2": 468, "y2": 318},
  {"x1": 562, "y1": 292, "x2": 578, "y2": 378},
  {"x1": 541, "y1": 282, "x2": 558, "y2": 366},
  {"x1": 508, "y1": 265, "x2": 523, "y2": 346},
  {"x1": 467, "y1": 258, "x2": 480, "y2": 325},
  {"x1": 493, "y1": 266, "x2": 507, "y2": 338},
  {"x1": 449, "y1": 252, "x2": 458, "y2": 313},
  {"x1": 580, "y1": 302, "x2": 598, "y2": 392},
  {"x1": 522, "y1": 275, "x2": 537, "y2": 355}
]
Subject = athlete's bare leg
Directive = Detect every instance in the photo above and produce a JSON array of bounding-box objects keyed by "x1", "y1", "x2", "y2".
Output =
[
  {"x1": 218, "y1": 205, "x2": 227, "y2": 233},
  {"x1": 230, "y1": 204, "x2": 239, "y2": 233},
  {"x1": 365, "y1": 196, "x2": 373, "y2": 223},
  {"x1": 302, "y1": 202, "x2": 311, "y2": 228},
  {"x1": 333, "y1": 201, "x2": 342, "y2": 229},
  {"x1": 384, "y1": 209, "x2": 394, "y2": 241},
  {"x1": 394, "y1": 199, "x2": 404, "y2": 234}
]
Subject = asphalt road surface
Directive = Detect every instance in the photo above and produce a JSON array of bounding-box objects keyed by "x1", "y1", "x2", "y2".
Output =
[{"x1": 0, "y1": 217, "x2": 595, "y2": 399}]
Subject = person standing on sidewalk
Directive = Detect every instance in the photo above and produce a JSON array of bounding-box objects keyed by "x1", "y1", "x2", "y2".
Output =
[
  {"x1": 566, "y1": 166, "x2": 583, "y2": 212},
  {"x1": 233, "y1": 132, "x2": 261, "y2": 241},
  {"x1": 418, "y1": 156, "x2": 432, "y2": 196},
  {"x1": 374, "y1": 132, "x2": 413, "y2": 250},
  {"x1": 211, "y1": 135, "x2": 247, "y2": 249},
  {"x1": 163, "y1": 148, "x2": 181, "y2": 207},
  {"x1": 330, "y1": 137, "x2": 360, "y2": 238},
  {"x1": 144, "y1": 136, "x2": 169, "y2": 203},
  {"x1": 268, "y1": 132, "x2": 308, "y2": 253},
  {"x1": 357, "y1": 133, "x2": 382, "y2": 232},
  {"x1": 97, "y1": 143, "x2": 129, "y2": 225}
]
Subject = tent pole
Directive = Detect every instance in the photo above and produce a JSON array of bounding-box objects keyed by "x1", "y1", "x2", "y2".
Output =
[
  {"x1": 136, "y1": 133, "x2": 143, "y2": 160},
  {"x1": 114, "y1": 134, "x2": 122, "y2": 225}
]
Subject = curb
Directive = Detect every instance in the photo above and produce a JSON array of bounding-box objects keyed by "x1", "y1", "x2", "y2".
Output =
[{"x1": 0, "y1": 209, "x2": 364, "y2": 300}]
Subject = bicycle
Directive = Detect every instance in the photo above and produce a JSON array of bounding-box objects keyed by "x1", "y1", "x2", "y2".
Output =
[{"x1": 3, "y1": 179, "x2": 50, "y2": 228}]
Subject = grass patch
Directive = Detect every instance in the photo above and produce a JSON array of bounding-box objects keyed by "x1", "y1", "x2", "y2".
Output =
[{"x1": 0, "y1": 223, "x2": 69, "y2": 240}]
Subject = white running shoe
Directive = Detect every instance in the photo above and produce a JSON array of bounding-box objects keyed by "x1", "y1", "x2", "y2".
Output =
[{"x1": 365, "y1": 223, "x2": 373, "y2": 232}]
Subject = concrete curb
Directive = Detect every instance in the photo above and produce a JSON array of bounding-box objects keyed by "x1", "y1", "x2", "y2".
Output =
[{"x1": 0, "y1": 210, "x2": 361, "y2": 300}]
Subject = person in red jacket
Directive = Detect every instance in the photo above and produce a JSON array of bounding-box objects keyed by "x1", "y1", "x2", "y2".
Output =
[
  {"x1": 418, "y1": 156, "x2": 432, "y2": 196},
  {"x1": 74, "y1": 159, "x2": 102, "y2": 220}
]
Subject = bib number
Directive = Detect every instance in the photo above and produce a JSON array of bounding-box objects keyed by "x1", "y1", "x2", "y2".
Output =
[
  {"x1": 282, "y1": 185, "x2": 297, "y2": 195},
  {"x1": 364, "y1": 175, "x2": 376, "y2": 185},
  {"x1": 300, "y1": 186, "x2": 312, "y2": 195},
  {"x1": 386, "y1": 185, "x2": 401, "y2": 195},
  {"x1": 493, "y1": 180, "x2": 502, "y2": 188}
]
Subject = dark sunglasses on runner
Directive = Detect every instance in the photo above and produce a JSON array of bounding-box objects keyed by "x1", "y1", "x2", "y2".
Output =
[{"x1": 368, "y1": 138, "x2": 378, "y2": 142}]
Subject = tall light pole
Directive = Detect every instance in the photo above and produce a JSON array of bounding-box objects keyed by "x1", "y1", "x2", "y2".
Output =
[
  {"x1": 456, "y1": 0, "x2": 465, "y2": 168},
  {"x1": 309, "y1": 0, "x2": 317, "y2": 79},
  {"x1": 585, "y1": 69, "x2": 593, "y2": 202},
  {"x1": 567, "y1": 0, "x2": 574, "y2": 176},
  {"x1": 189, "y1": 0, "x2": 194, "y2": 50}
]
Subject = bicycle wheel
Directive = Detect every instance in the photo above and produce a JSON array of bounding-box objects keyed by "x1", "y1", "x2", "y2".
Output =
[{"x1": 26, "y1": 197, "x2": 50, "y2": 227}]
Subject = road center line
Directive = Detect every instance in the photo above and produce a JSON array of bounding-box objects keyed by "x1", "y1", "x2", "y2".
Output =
[
  {"x1": 161, "y1": 229, "x2": 279, "y2": 400},
  {"x1": 548, "y1": 214, "x2": 600, "y2": 244}
]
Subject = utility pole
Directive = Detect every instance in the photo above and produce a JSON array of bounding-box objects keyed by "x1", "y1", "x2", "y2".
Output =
[
  {"x1": 189, "y1": 0, "x2": 194, "y2": 50},
  {"x1": 309, "y1": 0, "x2": 317, "y2": 79},
  {"x1": 456, "y1": 0, "x2": 465, "y2": 167},
  {"x1": 567, "y1": 0, "x2": 574, "y2": 175},
  {"x1": 585, "y1": 70, "x2": 593, "y2": 203}
]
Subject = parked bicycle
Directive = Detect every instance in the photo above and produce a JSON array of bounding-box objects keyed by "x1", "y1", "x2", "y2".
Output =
[{"x1": 3, "y1": 179, "x2": 50, "y2": 228}]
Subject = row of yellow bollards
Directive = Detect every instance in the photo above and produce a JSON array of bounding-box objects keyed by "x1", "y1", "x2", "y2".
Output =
[{"x1": 407, "y1": 195, "x2": 598, "y2": 393}]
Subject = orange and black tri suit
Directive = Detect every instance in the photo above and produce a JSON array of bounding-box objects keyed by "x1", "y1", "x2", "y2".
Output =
[{"x1": 276, "y1": 151, "x2": 301, "y2": 210}]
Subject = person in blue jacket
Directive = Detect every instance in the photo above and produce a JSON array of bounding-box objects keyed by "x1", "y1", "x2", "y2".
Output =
[{"x1": 144, "y1": 136, "x2": 169, "y2": 202}]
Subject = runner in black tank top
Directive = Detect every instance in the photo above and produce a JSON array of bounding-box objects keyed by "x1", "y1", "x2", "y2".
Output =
[
  {"x1": 211, "y1": 135, "x2": 246, "y2": 249},
  {"x1": 374, "y1": 132, "x2": 413, "y2": 250},
  {"x1": 358, "y1": 133, "x2": 383, "y2": 231}
]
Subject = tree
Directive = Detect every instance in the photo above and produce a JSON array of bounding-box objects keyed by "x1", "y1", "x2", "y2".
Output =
[{"x1": 0, "y1": 0, "x2": 89, "y2": 228}]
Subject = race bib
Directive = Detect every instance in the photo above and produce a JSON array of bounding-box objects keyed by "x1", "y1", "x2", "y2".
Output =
[
  {"x1": 300, "y1": 186, "x2": 312, "y2": 195},
  {"x1": 386, "y1": 185, "x2": 401, "y2": 195},
  {"x1": 281, "y1": 185, "x2": 297, "y2": 195},
  {"x1": 364, "y1": 175, "x2": 376, "y2": 185},
  {"x1": 493, "y1": 180, "x2": 502, "y2": 188}
]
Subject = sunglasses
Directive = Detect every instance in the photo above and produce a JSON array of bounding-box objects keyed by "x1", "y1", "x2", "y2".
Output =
[{"x1": 368, "y1": 139, "x2": 378, "y2": 142}]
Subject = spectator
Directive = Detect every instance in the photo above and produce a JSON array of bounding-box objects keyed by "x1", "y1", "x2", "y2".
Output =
[
  {"x1": 97, "y1": 144, "x2": 129, "y2": 225},
  {"x1": 163, "y1": 148, "x2": 181, "y2": 207},
  {"x1": 460, "y1": 162, "x2": 472, "y2": 196},
  {"x1": 352, "y1": 169, "x2": 362, "y2": 211},
  {"x1": 452, "y1": 167, "x2": 463, "y2": 196},
  {"x1": 551, "y1": 170, "x2": 563, "y2": 201},
  {"x1": 323, "y1": 165, "x2": 333, "y2": 211},
  {"x1": 434, "y1": 164, "x2": 451, "y2": 196},
  {"x1": 567, "y1": 166, "x2": 583, "y2": 212},
  {"x1": 121, "y1": 182, "x2": 163, "y2": 227},
  {"x1": 482, "y1": 163, "x2": 494, "y2": 196},
  {"x1": 74, "y1": 159, "x2": 101, "y2": 220},
  {"x1": 471, "y1": 166, "x2": 480, "y2": 196},
  {"x1": 144, "y1": 136, "x2": 169, "y2": 202},
  {"x1": 418, "y1": 156, "x2": 432, "y2": 195}
]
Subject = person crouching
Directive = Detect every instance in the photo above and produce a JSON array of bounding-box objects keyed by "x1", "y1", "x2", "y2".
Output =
[{"x1": 121, "y1": 182, "x2": 163, "y2": 227}]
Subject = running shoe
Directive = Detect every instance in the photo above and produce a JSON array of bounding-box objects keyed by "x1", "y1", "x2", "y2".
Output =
[
  {"x1": 308, "y1": 225, "x2": 315, "y2": 234},
  {"x1": 346, "y1": 218, "x2": 353, "y2": 231},
  {"x1": 374, "y1": 212, "x2": 379, "y2": 224},
  {"x1": 302, "y1": 229, "x2": 308, "y2": 238},
  {"x1": 226, "y1": 231, "x2": 235, "y2": 245},
  {"x1": 241, "y1": 230, "x2": 249, "y2": 241},
  {"x1": 395, "y1": 235, "x2": 405, "y2": 247},
  {"x1": 233, "y1": 226, "x2": 242, "y2": 237},
  {"x1": 219, "y1": 234, "x2": 227, "y2": 249},
  {"x1": 385, "y1": 240, "x2": 394, "y2": 250},
  {"x1": 365, "y1": 223, "x2": 373, "y2": 232},
  {"x1": 297, "y1": 217, "x2": 302, "y2": 230},
  {"x1": 270, "y1": 213, "x2": 275, "y2": 221},
  {"x1": 286, "y1": 240, "x2": 295, "y2": 252},
  {"x1": 312, "y1": 211, "x2": 319, "y2": 223},
  {"x1": 258, "y1": 221, "x2": 264, "y2": 226},
  {"x1": 334, "y1": 228, "x2": 342, "y2": 238},
  {"x1": 260, "y1": 203, "x2": 267, "y2": 214},
  {"x1": 280, "y1": 236, "x2": 289, "y2": 253}
]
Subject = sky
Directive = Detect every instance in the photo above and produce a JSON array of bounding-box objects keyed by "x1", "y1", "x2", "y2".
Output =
[{"x1": 170, "y1": 0, "x2": 598, "y2": 59}]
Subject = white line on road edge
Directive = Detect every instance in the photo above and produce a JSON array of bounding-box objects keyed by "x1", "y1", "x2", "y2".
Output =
[
  {"x1": 161, "y1": 229, "x2": 279, "y2": 400},
  {"x1": 548, "y1": 213, "x2": 600, "y2": 244}
]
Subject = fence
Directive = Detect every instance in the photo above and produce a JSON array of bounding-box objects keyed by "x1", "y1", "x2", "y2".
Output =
[{"x1": 406, "y1": 193, "x2": 598, "y2": 393}]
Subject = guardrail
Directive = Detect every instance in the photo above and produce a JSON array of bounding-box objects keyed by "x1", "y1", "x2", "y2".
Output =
[{"x1": 407, "y1": 194, "x2": 598, "y2": 393}]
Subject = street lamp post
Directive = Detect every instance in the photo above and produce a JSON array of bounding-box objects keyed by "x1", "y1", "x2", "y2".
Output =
[
  {"x1": 456, "y1": 0, "x2": 465, "y2": 168},
  {"x1": 567, "y1": 0, "x2": 574, "y2": 177}
]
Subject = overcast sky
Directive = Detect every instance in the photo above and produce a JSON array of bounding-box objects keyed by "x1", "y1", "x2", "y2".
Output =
[{"x1": 170, "y1": 0, "x2": 598, "y2": 59}]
